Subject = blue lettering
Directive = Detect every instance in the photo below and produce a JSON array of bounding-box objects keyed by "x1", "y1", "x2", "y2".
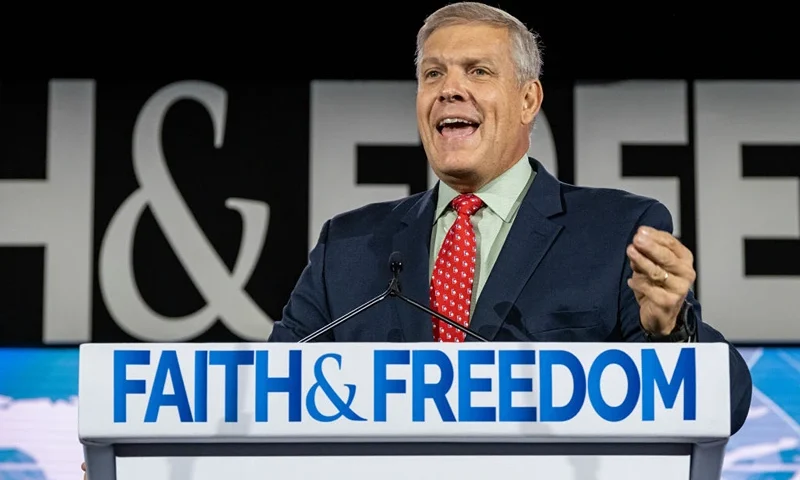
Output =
[
  {"x1": 113, "y1": 350, "x2": 149, "y2": 423},
  {"x1": 411, "y1": 350, "x2": 455, "y2": 422},
  {"x1": 498, "y1": 350, "x2": 536, "y2": 421},
  {"x1": 373, "y1": 350, "x2": 409, "y2": 422},
  {"x1": 254, "y1": 350, "x2": 303, "y2": 422},
  {"x1": 194, "y1": 350, "x2": 208, "y2": 422},
  {"x1": 209, "y1": 350, "x2": 255, "y2": 422},
  {"x1": 538, "y1": 348, "x2": 696, "y2": 422},
  {"x1": 641, "y1": 348, "x2": 696, "y2": 421},
  {"x1": 458, "y1": 350, "x2": 495, "y2": 422},
  {"x1": 372, "y1": 348, "x2": 694, "y2": 423},
  {"x1": 539, "y1": 350, "x2": 586, "y2": 421},
  {"x1": 306, "y1": 353, "x2": 366, "y2": 422},
  {"x1": 588, "y1": 349, "x2": 640, "y2": 422},
  {"x1": 144, "y1": 350, "x2": 192, "y2": 423},
  {"x1": 110, "y1": 346, "x2": 697, "y2": 425}
]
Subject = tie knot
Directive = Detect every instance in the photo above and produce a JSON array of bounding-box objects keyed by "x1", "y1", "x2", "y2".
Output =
[{"x1": 452, "y1": 194, "x2": 484, "y2": 216}]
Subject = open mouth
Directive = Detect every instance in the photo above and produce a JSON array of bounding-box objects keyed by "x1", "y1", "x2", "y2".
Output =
[{"x1": 436, "y1": 118, "x2": 480, "y2": 138}]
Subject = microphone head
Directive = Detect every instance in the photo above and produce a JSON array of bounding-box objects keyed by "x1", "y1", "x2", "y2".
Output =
[{"x1": 389, "y1": 251, "x2": 403, "y2": 274}]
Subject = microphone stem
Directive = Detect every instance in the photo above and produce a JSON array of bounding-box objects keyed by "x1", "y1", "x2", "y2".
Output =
[
  {"x1": 298, "y1": 270, "x2": 489, "y2": 343},
  {"x1": 390, "y1": 289, "x2": 489, "y2": 343},
  {"x1": 298, "y1": 287, "x2": 391, "y2": 343}
]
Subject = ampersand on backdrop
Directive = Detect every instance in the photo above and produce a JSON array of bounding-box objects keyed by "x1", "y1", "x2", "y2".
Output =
[{"x1": 99, "y1": 81, "x2": 274, "y2": 341}]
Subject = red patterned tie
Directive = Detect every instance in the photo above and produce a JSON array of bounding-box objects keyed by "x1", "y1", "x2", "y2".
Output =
[{"x1": 430, "y1": 193, "x2": 485, "y2": 342}]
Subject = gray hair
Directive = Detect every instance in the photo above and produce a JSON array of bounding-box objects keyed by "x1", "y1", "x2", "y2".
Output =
[{"x1": 415, "y1": 2, "x2": 543, "y2": 84}]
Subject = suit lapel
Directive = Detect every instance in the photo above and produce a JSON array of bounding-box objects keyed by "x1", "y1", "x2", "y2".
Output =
[
  {"x1": 391, "y1": 189, "x2": 438, "y2": 342},
  {"x1": 469, "y1": 159, "x2": 565, "y2": 341}
]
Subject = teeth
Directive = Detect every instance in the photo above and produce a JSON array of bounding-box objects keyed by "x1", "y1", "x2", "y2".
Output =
[{"x1": 438, "y1": 117, "x2": 474, "y2": 127}]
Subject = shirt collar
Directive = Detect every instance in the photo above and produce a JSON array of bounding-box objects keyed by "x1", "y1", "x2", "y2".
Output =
[{"x1": 433, "y1": 155, "x2": 533, "y2": 224}]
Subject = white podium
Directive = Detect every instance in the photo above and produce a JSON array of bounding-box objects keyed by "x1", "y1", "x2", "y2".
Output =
[{"x1": 78, "y1": 342, "x2": 731, "y2": 480}]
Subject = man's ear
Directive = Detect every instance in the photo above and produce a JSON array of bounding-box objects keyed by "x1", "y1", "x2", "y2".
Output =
[{"x1": 521, "y1": 79, "x2": 543, "y2": 126}]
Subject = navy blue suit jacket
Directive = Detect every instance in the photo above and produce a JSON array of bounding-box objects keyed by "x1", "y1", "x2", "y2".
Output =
[{"x1": 268, "y1": 158, "x2": 752, "y2": 435}]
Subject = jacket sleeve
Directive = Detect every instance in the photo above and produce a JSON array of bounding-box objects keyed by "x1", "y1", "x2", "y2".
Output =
[{"x1": 618, "y1": 201, "x2": 753, "y2": 436}]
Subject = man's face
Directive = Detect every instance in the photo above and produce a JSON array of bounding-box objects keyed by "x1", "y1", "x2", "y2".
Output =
[{"x1": 416, "y1": 23, "x2": 542, "y2": 192}]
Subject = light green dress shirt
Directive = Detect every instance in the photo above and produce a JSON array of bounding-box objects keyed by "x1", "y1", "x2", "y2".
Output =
[{"x1": 429, "y1": 156, "x2": 536, "y2": 315}]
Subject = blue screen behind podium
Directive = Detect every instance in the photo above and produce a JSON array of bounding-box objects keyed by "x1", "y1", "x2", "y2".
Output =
[{"x1": 0, "y1": 346, "x2": 797, "y2": 480}]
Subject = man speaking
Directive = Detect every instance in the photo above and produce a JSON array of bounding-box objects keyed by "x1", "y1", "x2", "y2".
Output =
[
  {"x1": 81, "y1": 2, "x2": 751, "y2": 478},
  {"x1": 266, "y1": 1, "x2": 752, "y2": 436}
]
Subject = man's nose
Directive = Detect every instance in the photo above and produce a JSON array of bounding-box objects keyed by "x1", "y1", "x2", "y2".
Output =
[{"x1": 438, "y1": 75, "x2": 467, "y2": 102}]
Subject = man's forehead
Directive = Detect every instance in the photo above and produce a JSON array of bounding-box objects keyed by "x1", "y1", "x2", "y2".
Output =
[
  {"x1": 421, "y1": 24, "x2": 511, "y2": 60},
  {"x1": 421, "y1": 45, "x2": 511, "y2": 68}
]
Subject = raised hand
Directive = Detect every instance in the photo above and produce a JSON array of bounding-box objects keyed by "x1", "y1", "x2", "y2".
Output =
[{"x1": 626, "y1": 226, "x2": 696, "y2": 335}]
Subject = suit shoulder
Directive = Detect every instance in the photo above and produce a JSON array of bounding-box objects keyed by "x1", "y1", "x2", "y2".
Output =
[
  {"x1": 560, "y1": 182, "x2": 669, "y2": 221},
  {"x1": 324, "y1": 191, "x2": 429, "y2": 238},
  {"x1": 562, "y1": 184, "x2": 673, "y2": 231}
]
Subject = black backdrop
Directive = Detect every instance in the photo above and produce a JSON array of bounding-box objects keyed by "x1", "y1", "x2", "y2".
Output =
[
  {"x1": 20, "y1": 7, "x2": 798, "y2": 81},
  {"x1": 2, "y1": 3, "x2": 799, "y2": 346}
]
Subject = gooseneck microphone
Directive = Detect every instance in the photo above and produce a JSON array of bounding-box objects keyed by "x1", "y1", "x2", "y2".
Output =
[
  {"x1": 298, "y1": 251, "x2": 489, "y2": 343},
  {"x1": 387, "y1": 252, "x2": 488, "y2": 342}
]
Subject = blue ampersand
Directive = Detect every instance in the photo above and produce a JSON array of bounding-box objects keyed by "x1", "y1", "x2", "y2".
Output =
[{"x1": 306, "y1": 353, "x2": 367, "y2": 422}]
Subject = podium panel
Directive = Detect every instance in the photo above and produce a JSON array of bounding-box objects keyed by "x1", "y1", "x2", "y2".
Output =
[
  {"x1": 79, "y1": 342, "x2": 732, "y2": 480},
  {"x1": 116, "y1": 453, "x2": 691, "y2": 480}
]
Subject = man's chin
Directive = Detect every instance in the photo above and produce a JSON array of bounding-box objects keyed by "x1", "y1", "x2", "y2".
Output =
[
  {"x1": 433, "y1": 160, "x2": 483, "y2": 187},
  {"x1": 435, "y1": 155, "x2": 479, "y2": 171},
  {"x1": 433, "y1": 140, "x2": 483, "y2": 161}
]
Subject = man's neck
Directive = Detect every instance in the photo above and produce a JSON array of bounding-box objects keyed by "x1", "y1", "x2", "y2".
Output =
[{"x1": 444, "y1": 156, "x2": 529, "y2": 193}]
